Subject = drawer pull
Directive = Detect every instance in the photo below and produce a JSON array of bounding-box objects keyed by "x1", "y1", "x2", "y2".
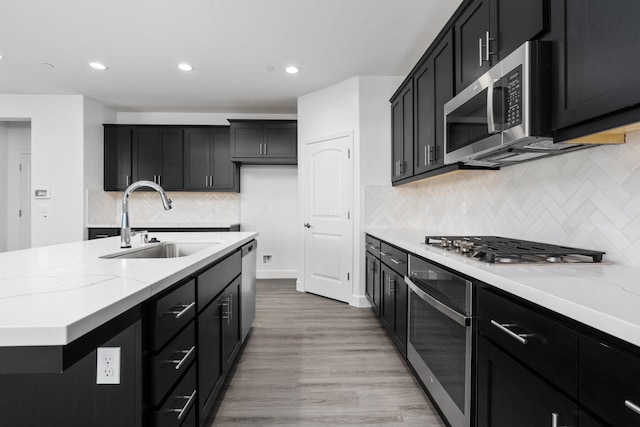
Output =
[
  {"x1": 625, "y1": 400, "x2": 640, "y2": 416},
  {"x1": 379, "y1": 252, "x2": 391, "y2": 257},
  {"x1": 169, "y1": 346, "x2": 196, "y2": 371},
  {"x1": 168, "y1": 390, "x2": 197, "y2": 420},
  {"x1": 167, "y1": 302, "x2": 195, "y2": 319},
  {"x1": 491, "y1": 320, "x2": 529, "y2": 344},
  {"x1": 551, "y1": 412, "x2": 569, "y2": 427},
  {"x1": 390, "y1": 258, "x2": 404, "y2": 265}
]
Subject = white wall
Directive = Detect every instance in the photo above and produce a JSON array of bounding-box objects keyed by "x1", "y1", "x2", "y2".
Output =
[
  {"x1": 5, "y1": 123, "x2": 31, "y2": 251},
  {"x1": 297, "y1": 76, "x2": 402, "y2": 306},
  {"x1": 0, "y1": 95, "x2": 85, "y2": 247},
  {"x1": 240, "y1": 165, "x2": 298, "y2": 278},
  {"x1": 0, "y1": 124, "x2": 7, "y2": 252}
]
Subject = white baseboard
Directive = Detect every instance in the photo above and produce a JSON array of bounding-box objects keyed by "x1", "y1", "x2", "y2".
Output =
[
  {"x1": 256, "y1": 270, "x2": 298, "y2": 280},
  {"x1": 350, "y1": 294, "x2": 371, "y2": 308}
]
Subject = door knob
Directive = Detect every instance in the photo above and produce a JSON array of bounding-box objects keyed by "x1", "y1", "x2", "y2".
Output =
[{"x1": 304, "y1": 223, "x2": 311, "y2": 228}]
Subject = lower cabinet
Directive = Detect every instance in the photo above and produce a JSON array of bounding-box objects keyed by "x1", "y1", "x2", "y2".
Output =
[
  {"x1": 365, "y1": 250, "x2": 381, "y2": 317},
  {"x1": 380, "y1": 263, "x2": 408, "y2": 356},
  {"x1": 146, "y1": 249, "x2": 243, "y2": 427},
  {"x1": 477, "y1": 336, "x2": 578, "y2": 427}
]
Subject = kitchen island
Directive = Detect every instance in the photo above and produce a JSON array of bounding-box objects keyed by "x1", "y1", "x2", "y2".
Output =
[{"x1": 0, "y1": 231, "x2": 257, "y2": 427}]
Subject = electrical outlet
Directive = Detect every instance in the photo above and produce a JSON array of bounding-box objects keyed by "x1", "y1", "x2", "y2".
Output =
[
  {"x1": 96, "y1": 347, "x2": 121, "y2": 384},
  {"x1": 262, "y1": 254, "x2": 272, "y2": 264}
]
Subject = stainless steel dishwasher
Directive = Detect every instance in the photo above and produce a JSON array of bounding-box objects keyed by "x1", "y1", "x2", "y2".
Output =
[{"x1": 241, "y1": 240, "x2": 257, "y2": 342}]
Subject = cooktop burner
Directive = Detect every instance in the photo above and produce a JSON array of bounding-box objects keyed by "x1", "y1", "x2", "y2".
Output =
[{"x1": 424, "y1": 236, "x2": 605, "y2": 264}]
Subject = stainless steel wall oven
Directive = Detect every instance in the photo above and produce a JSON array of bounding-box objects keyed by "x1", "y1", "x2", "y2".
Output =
[{"x1": 405, "y1": 255, "x2": 473, "y2": 427}]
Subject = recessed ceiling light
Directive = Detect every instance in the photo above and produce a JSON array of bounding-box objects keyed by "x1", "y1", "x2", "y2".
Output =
[
  {"x1": 89, "y1": 62, "x2": 107, "y2": 70},
  {"x1": 178, "y1": 63, "x2": 193, "y2": 71},
  {"x1": 285, "y1": 66, "x2": 299, "y2": 74}
]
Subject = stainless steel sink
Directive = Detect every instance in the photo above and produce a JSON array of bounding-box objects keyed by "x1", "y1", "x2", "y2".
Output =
[{"x1": 100, "y1": 242, "x2": 219, "y2": 259}]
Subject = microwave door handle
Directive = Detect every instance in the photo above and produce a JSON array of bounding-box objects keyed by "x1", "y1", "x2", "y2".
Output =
[{"x1": 487, "y1": 78, "x2": 498, "y2": 134}]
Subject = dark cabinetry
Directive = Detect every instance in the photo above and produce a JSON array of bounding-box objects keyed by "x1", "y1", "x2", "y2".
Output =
[
  {"x1": 414, "y1": 30, "x2": 454, "y2": 174},
  {"x1": 364, "y1": 235, "x2": 381, "y2": 317},
  {"x1": 390, "y1": 82, "x2": 413, "y2": 182},
  {"x1": 379, "y1": 242, "x2": 408, "y2": 356},
  {"x1": 229, "y1": 120, "x2": 297, "y2": 164},
  {"x1": 548, "y1": 0, "x2": 640, "y2": 134},
  {"x1": 454, "y1": 0, "x2": 546, "y2": 92},
  {"x1": 477, "y1": 336, "x2": 578, "y2": 427},
  {"x1": 184, "y1": 127, "x2": 239, "y2": 191},
  {"x1": 104, "y1": 125, "x2": 239, "y2": 192}
]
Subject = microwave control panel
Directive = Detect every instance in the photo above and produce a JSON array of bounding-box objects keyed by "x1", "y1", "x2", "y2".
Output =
[{"x1": 504, "y1": 65, "x2": 523, "y2": 129}]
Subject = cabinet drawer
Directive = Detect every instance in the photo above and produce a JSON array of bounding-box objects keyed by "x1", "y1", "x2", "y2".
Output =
[
  {"x1": 365, "y1": 235, "x2": 381, "y2": 256},
  {"x1": 380, "y1": 242, "x2": 407, "y2": 277},
  {"x1": 198, "y1": 250, "x2": 241, "y2": 311},
  {"x1": 151, "y1": 321, "x2": 196, "y2": 406},
  {"x1": 477, "y1": 287, "x2": 578, "y2": 397},
  {"x1": 154, "y1": 366, "x2": 197, "y2": 427},
  {"x1": 580, "y1": 335, "x2": 640, "y2": 427},
  {"x1": 153, "y1": 279, "x2": 196, "y2": 351}
]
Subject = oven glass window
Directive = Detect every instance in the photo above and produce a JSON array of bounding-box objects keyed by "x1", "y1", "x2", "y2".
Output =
[
  {"x1": 446, "y1": 88, "x2": 491, "y2": 153},
  {"x1": 410, "y1": 291, "x2": 467, "y2": 412}
]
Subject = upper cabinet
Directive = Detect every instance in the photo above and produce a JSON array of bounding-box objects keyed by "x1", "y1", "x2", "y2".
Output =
[
  {"x1": 104, "y1": 125, "x2": 239, "y2": 192},
  {"x1": 454, "y1": 0, "x2": 547, "y2": 93},
  {"x1": 390, "y1": 82, "x2": 414, "y2": 182},
  {"x1": 548, "y1": 0, "x2": 640, "y2": 134},
  {"x1": 229, "y1": 120, "x2": 297, "y2": 164}
]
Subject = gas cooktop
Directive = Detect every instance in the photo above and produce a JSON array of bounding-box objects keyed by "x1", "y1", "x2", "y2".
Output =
[{"x1": 424, "y1": 236, "x2": 605, "y2": 264}]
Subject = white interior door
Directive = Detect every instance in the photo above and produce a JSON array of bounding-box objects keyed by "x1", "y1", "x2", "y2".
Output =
[
  {"x1": 302, "y1": 134, "x2": 353, "y2": 303},
  {"x1": 19, "y1": 153, "x2": 31, "y2": 249}
]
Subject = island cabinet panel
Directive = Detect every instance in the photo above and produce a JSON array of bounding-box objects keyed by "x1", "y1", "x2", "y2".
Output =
[
  {"x1": 153, "y1": 365, "x2": 197, "y2": 427},
  {"x1": 198, "y1": 291, "x2": 224, "y2": 420},
  {"x1": 548, "y1": 0, "x2": 640, "y2": 132},
  {"x1": 221, "y1": 276, "x2": 242, "y2": 371},
  {"x1": 197, "y1": 250, "x2": 242, "y2": 310},
  {"x1": 0, "y1": 321, "x2": 141, "y2": 427},
  {"x1": 151, "y1": 278, "x2": 196, "y2": 351},
  {"x1": 379, "y1": 242, "x2": 408, "y2": 357}
]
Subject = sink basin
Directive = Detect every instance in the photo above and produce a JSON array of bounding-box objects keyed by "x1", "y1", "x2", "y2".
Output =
[{"x1": 100, "y1": 241, "x2": 219, "y2": 259}]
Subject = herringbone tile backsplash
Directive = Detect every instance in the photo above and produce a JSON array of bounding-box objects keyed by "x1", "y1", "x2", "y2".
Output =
[
  {"x1": 365, "y1": 131, "x2": 640, "y2": 266},
  {"x1": 87, "y1": 190, "x2": 240, "y2": 226}
]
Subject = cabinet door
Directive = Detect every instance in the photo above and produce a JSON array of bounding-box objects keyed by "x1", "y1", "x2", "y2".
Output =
[
  {"x1": 264, "y1": 122, "x2": 297, "y2": 158},
  {"x1": 454, "y1": 0, "x2": 492, "y2": 93},
  {"x1": 198, "y1": 293, "x2": 223, "y2": 420},
  {"x1": 222, "y1": 277, "x2": 242, "y2": 371},
  {"x1": 104, "y1": 126, "x2": 133, "y2": 190},
  {"x1": 183, "y1": 128, "x2": 212, "y2": 190},
  {"x1": 551, "y1": 0, "x2": 640, "y2": 130},
  {"x1": 159, "y1": 128, "x2": 183, "y2": 190},
  {"x1": 380, "y1": 264, "x2": 395, "y2": 334},
  {"x1": 491, "y1": 0, "x2": 546, "y2": 60},
  {"x1": 211, "y1": 128, "x2": 239, "y2": 191},
  {"x1": 477, "y1": 336, "x2": 578, "y2": 427},
  {"x1": 133, "y1": 127, "x2": 161, "y2": 183},
  {"x1": 393, "y1": 270, "x2": 408, "y2": 356},
  {"x1": 230, "y1": 122, "x2": 263, "y2": 158},
  {"x1": 414, "y1": 30, "x2": 454, "y2": 175},
  {"x1": 391, "y1": 82, "x2": 413, "y2": 182},
  {"x1": 365, "y1": 252, "x2": 380, "y2": 317}
]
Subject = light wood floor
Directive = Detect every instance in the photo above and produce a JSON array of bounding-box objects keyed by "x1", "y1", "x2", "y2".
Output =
[{"x1": 207, "y1": 279, "x2": 446, "y2": 427}]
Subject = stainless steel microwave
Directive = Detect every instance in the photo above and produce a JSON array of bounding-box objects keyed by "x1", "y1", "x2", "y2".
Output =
[{"x1": 444, "y1": 41, "x2": 586, "y2": 167}]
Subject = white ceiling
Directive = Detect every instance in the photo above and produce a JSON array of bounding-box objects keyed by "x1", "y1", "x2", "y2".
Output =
[{"x1": 0, "y1": 0, "x2": 462, "y2": 113}]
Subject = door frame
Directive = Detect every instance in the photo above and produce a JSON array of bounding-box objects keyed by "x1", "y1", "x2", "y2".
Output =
[{"x1": 297, "y1": 130, "x2": 355, "y2": 304}]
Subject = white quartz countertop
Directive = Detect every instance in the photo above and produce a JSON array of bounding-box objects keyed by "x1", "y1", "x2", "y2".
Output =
[
  {"x1": 87, "y1": 223, "x2": 239, "y2": 228},
  {"x1": 0, "y1": 232, "x2": 257, "y2": 347},
  {"x1": 367, "y1": 228, "x2": 640, "y2": 348}
]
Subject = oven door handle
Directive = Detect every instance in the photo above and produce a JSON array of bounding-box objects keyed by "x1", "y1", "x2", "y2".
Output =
[{"x1": 405, "y1": 276, "x2": 470, "y2": 327}]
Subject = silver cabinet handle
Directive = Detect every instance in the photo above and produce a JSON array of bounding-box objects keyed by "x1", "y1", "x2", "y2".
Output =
[
  {"x1": 390, "y1": 258, "x2": 403, "y2": 265},
  {"x1": 169, "y1": 346, "x2": 195, "y2": 370},
  {"x1": 168, "y1": 302, "x2": 195, "y2": 319},
  {"x1": 551, "y1": 412, "x2": 569, "y2": 427},
  {"x1": 168, "y1": 390, "x2": 197, "y2": 420},
  {"x1": 126, "y1": 175, "x2": 130, "y2": 186},
  {"x1": 479, "y1": 37, "x2": 483, "y2": 67},
  {"x1": 380, "y1": 252, "x2": 391, "y2": 257},
  {"x1": 205, "y1": 175, "x2": 208, "y2": 187},
  {"x1": 264, "y1": 143, "x2": 267, "y2": 156},
  {"x1": 158, "y1": 175, "x2": 161, "y2": 186},
  {"x1": 625, "y1": 400, "x2": 640, "y2": 416},
  {"x1": 490, "y1": 320, "x2": 529, "y2": 344},
  {"x1": 221, "y1": 297, "x2": 231, "y2": 324},
  {"x1": 427, "y1": 145, "x2": 433, "y2": 165},
  {"x1": 485, "y1": 30, "x2": 494, "y2": 62},
  {"x1": 259, "y1": 143, "x2": 263, "y2": 155}
]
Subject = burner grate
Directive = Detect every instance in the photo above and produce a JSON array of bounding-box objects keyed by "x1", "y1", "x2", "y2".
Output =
[{"x1": 425, "y1": 236, "x2": 605, "y2": 263}]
